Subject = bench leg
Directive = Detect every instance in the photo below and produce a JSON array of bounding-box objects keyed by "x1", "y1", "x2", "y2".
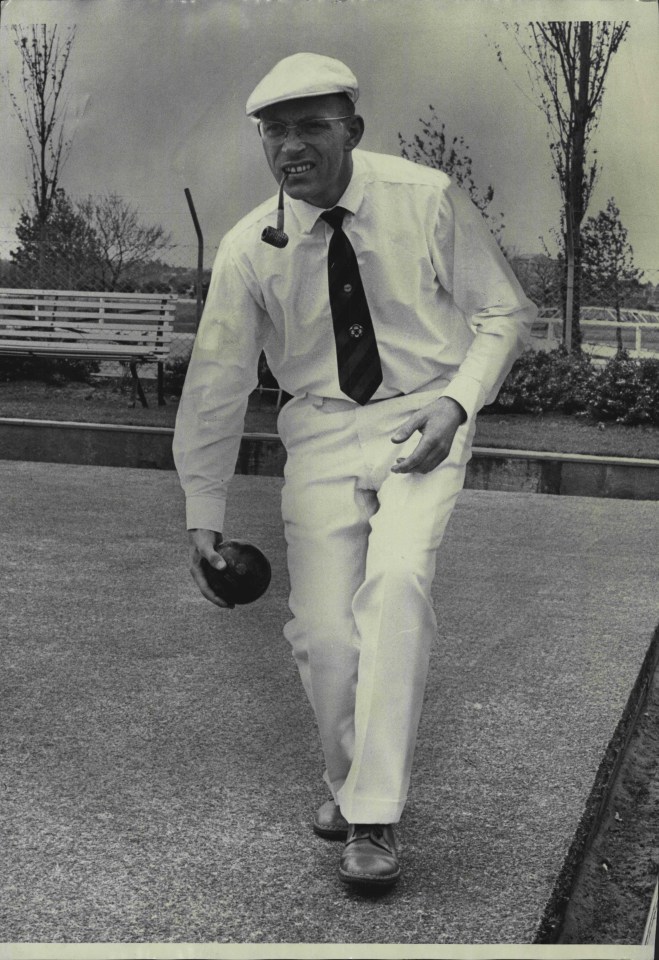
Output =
[
  {"x1": 129, "y1": 362, "x2": 148, "y2": 408},
  {"x1": 157, "y1": 361, "x2": 166, "y2": 406}
]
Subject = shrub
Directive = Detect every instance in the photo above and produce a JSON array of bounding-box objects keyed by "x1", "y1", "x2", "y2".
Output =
[
  {"x1": 165, "y1": 356, "x2": 190, "y2": 396},
  {"x1": 493, "y1": 347, "x2": 596, "y2": 415},
  {"x1": 0, "y1": 356, "x2": 99, "y2": 384},
  {"x1": 492, "y1": 347, "x2": 659, "y2": 426},
  {"x1": 586, "y1": 353, "x2": 659, "y2": 425}
]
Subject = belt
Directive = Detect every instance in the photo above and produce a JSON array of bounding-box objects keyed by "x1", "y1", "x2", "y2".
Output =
[
  {"x1": 307, "y1": 393, "x2": 402, "y2": 410},
  {"x1": 304, "y1": 379, "x2": 451, "y2": 411}
]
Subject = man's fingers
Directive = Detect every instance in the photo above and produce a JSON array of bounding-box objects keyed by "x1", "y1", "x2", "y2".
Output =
[
  {"x1": 187, "y1": 530, "x2": 232, "y2": 608},
  {"x1": 391, "y1": 427, "x2": 455, "y2": 474},
  {"x1": 392, "y1": 436, "x2": 446, "y2": 474},
  {"x1": 189, "y1": 529, "x2": 226, "y2": 564},
  {"x1": 206, "y1": 549, "x2": 227, "y2": 571},
  {"x1": 391, "y1": 411, "x2": 424, "y2": 444},
  {"x1": 190, "y1": 562, "x2": 234, "y2": 609},
  {"x1": 391, "y1": 396, "x2": 465, "y2": 474},
  {"x1": 188, "y1": 542, "x2": 227, "y2": 572}
]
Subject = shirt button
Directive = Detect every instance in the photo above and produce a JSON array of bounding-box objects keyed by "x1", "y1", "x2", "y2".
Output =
[
  {"x1": 349, "y1": 323, "x2": 364, "y2": 338},
  {"x1": 343, "y1": 283, "x2": 353, "y2": 294}
]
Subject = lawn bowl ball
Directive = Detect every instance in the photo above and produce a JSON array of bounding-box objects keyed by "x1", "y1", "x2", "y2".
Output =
[{"x1": 201, "y1": 539, "x2": 272, "y2": 605}]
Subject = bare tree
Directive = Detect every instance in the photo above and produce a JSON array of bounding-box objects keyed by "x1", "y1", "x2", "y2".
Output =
[
  {"x1": 5, "y1": 24, "x2": 77, "y2": 225},
  {"x1": 76, "y1": 194, "x2": 174, "y2": 291},
  {"x1": 495, "y1": 21, "x2": 629, "y2": 351},
  {"x1": 509, "y1": 253, "x2": 561, "y2": 310},
  {"x1": 399, "y1": 106, "x2": 504, "y2": 244}
]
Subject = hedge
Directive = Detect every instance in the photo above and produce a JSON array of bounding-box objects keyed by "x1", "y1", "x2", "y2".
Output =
[
  {"x1": 493, "y1": 348, "x2": 659, "y2": 426},
  {"x1": 0, "y1": 357, "x2": 99, "y2": 384},
  {"x1": 587, "y1": 352, "x2": 659, "y2": 425}
]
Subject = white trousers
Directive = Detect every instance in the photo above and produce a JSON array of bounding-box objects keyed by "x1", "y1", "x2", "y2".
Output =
[{"x1": 278, "y1": 390, "x2": 476, "y2": 824}]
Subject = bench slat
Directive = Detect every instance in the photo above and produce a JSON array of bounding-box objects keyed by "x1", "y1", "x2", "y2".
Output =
[
  {"x1": 0, "y1": 290, "x2": 176, "y2": 370},
  {"x1": 0, "y1": 308, "x2": 175, "y2": 323},
  {"x1": 0, "y1": 294, "x2": 174, "y2": 304},
  {"x1": 0, "y1": 320, "x2": 173, "y2": 340},
  {"x1": 0, "y1": 318, "x2": 174, "y2": 339},
  {"x1": 0, "y1": 319, "x2": 171, "y2": 332},
  {"x1": 0, "y1": 341, "x2": 170, "y2": 358},
  {"x1": 0, "y1": 309, "x2": 174, "y2": 321},
  {"x1": 0, "y1": 336, "x2": 170, "y2": 351},
  {"x1": 0, "y1": 287, "x2": 177, "y2": 302}
]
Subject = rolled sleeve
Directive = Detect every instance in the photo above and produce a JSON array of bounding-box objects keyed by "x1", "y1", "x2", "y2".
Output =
[{"x1": 173, "y1": 240, "x2": 268, "y2": 532}]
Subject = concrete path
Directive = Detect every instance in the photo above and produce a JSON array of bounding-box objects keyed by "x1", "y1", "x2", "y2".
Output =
[{"x1": 1, "y1": 461, "x2": 658, "y2": 946}]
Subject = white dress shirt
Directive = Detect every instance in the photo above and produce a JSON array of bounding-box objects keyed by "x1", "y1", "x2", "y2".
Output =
[{"x1": 173, "y1": 149, "x2": 537, "y2": 532}]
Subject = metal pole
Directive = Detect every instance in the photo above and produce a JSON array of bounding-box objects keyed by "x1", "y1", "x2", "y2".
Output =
[{"x1": 184, "y1": 187, "x2": 204, "y2": 332}]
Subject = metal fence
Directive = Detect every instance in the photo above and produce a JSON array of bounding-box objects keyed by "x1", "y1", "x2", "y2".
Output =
[
  {"x1": 170, "y1": 299, "x2": 197, "y2": 366},
  {"x1": 0, "y1": 237, "x2": 208, "y2": 373}
]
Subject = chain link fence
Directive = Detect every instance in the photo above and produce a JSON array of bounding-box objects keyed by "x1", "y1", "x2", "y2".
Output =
[
  {"x1": 1, "y1": 235, "x2": 657, "y2": 387},
  {"x1": 0, "y1": 237, "x2": 212, "y2": 378}
]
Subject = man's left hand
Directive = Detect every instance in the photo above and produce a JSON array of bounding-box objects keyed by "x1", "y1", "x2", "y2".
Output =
[{"x1": 390, "y1": 396, "x2": 467, "y2": 474}]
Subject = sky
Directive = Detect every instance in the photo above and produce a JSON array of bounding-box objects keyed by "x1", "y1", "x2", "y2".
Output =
[{"x1": 1, "y1": 0, "x2": 658, "y2": 280}]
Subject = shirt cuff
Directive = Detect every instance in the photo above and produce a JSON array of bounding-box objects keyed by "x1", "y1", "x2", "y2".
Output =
[
  {"x1": 185, "y1": 494, "x2": 227, "y2": 534},
  {"x1": 439, "y1": 373, "x2": 487, "y2": 423}
]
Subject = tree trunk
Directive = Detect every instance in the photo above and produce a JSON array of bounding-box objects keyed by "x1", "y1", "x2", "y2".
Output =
[
  {"x1": 38, "y1": 220, "x2": 47, "y2": 288},
  {"x1": 564, "y1": 204, "x2": 575, "y2": 351},
  {"x1": 564, "y1": 23, "x2": 593, "y2": 354}
]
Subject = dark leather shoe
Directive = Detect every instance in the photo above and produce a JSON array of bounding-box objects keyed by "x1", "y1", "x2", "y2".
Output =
[
  {"x1": 313, "y1": 799, "x2": 349, "y2": 840},
  {"x1": 338, "y1": 823, "x2": 401, "y2": 886}
]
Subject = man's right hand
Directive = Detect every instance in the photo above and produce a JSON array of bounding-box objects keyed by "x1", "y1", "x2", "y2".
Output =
[{"x1": 187, "y1": 528, "x2": 234, "y2": 609}]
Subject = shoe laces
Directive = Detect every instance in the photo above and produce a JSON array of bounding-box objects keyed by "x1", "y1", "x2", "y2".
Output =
[{"x1": 353, "y1": 823, "x2": 384, "y2": 841}]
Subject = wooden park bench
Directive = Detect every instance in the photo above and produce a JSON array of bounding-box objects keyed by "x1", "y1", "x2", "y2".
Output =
[{"x1": 0, "y1": 288, "x2": 176, "y2": 406}]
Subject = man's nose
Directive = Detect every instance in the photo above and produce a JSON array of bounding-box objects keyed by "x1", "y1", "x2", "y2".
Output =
[{"x1": 281, "y1": 127, "x2": 305, "y2": 150}]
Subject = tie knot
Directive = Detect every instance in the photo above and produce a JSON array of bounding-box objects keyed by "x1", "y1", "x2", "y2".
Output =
[{"x1": 321, "y1": 207, "x2": 347, "y2": 232}]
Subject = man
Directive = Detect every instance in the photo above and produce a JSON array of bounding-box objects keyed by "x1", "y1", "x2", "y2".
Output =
[{"x1": 173, "y1": 53, "x2": 536, "y2": 888}]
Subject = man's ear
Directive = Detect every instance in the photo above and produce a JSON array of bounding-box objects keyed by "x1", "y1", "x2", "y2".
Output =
[{"x1": 344, "y1": 115, "x2": 365, "y2": 151}]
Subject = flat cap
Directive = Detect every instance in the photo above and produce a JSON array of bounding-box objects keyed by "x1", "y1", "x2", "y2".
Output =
[{"x1": 246, "y1": 52, "x2": 359, "y2": 117}]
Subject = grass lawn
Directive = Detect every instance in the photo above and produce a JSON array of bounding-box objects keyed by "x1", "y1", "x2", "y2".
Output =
[{"x1": 1, "y1": 376, "x2": 658, "y2": 460}]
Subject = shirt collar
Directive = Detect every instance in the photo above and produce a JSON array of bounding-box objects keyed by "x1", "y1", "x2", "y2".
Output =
[{"x1": 285, "y1": 150, "x2": 366, "y2": 235}]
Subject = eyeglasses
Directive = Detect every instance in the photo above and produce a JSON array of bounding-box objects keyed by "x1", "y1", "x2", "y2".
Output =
[{"x1": 257, "y1": 116, "x2": 352, "y2": 144}]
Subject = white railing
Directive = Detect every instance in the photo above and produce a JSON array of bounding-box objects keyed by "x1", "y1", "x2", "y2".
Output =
[
  {"x1": 533, "y1": 307, "x2": 659, "y2": 358},
  {"x1": 538, "y1": 306, "x2": 659, "y2": 324}
]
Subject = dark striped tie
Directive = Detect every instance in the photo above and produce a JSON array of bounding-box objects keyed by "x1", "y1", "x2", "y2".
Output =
[{"x1": 321, "y1": 207, "x2": 383, "y2": 405}]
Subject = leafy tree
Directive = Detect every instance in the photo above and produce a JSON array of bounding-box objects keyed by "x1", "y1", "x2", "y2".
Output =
[
  {"x1": 10, "y1": 189, "x2": 101, "y2": 289},
  {"x1": 581, "y1": 198, "x2": 643, "y2": 352},
  {"x1": 399, "y1": 106, "x2": 504, "y2": 243},
  {"x1": 4, "y1": 24, "x2": 77, "y2": 227},
  {"x1": 495, "y1": 22, "x2": 630, "y2": 351},
  {"x1": 622, "y1": 281, "x2": 658, "y2": 311},
  {"x1": 75, "y1": 194, "x2": 174, "y2": 291}
]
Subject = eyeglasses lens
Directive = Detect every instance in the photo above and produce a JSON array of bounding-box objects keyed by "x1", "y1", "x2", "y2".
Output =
[{"x1": 259, "y1": 119, "x2": 340, "y2": 143}]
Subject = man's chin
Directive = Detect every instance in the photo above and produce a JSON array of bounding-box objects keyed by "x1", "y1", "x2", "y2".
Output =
[
  {"x1": 284, "y1": 181, "x2": 334, "y2": 209},
  {"x1": 284, "y1": 179, "x2": 314, "y2": 200}
]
